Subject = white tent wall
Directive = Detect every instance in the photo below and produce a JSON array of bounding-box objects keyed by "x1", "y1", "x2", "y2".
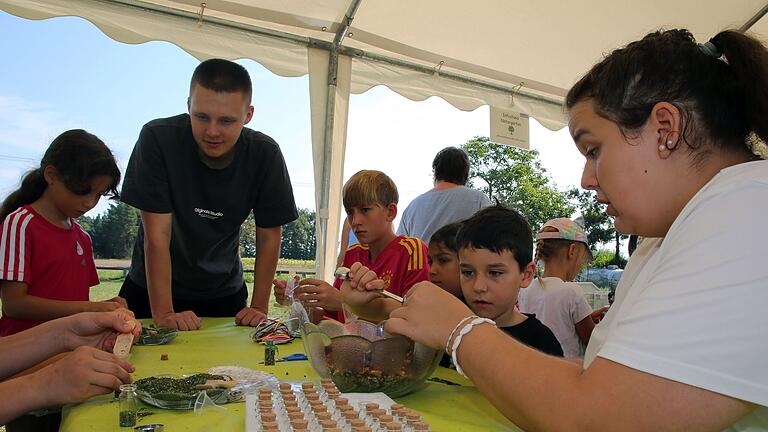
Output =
[{"x1": 2, "y1": 0, "x2": 767, "y2": 281}]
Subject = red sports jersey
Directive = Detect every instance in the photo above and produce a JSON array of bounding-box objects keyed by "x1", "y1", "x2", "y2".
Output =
[
  {"x1": 330, "y1": 235, "x2": 429, "y2": 321},
  {"x1": 0, "y1": 205, "x2": 99, "y2": 335}
]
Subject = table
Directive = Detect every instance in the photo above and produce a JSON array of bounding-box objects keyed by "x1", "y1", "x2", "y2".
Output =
[{"x1": 60, "y1": 318, "x2": 521, "y2": 431}]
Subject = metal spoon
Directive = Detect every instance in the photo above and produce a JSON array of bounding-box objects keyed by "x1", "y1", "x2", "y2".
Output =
[{"x1": 334, "y1": 266, "x2": 404, "y2": 303}]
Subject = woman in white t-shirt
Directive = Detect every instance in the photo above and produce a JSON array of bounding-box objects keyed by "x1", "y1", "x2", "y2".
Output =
[
  {"x1": 518, "y1": 218, "x2": 598, "y2": 358},
  {"x1": 380, "y1": 28, "x2": 768, "y2": 430}
]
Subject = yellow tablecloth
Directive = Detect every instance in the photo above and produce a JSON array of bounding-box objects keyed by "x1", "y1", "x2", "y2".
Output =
[{"x1": 60, "y1": 318, "x2": 521, "y2": 431}]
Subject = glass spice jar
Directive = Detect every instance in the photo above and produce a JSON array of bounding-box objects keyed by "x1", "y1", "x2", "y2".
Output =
[{"x1": 118, "y1": 384, "x2": 139, "y2": 428}]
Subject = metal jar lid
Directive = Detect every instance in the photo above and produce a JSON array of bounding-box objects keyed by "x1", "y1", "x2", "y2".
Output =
[{"x1": 134, "y1": 424, "x2": 164, "y2": 431}]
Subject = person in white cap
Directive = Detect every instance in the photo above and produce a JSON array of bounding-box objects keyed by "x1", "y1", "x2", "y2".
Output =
[{"x1": 518, "y1": 218, "x2": 603, "y2": 358}]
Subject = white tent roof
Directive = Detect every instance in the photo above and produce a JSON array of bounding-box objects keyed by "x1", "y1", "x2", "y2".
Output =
[
  {"x1": 5, "y1": 1, "x2": 765, "y2": 128},
  {"x1": 2, "y1": 0, "x2": 766, "y2": 278}
]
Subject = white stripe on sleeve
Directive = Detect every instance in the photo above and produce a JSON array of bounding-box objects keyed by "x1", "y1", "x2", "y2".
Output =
[
  {"x1": 16, "y1": 212, "x2": 34, "y2": 281},
  {"x1": 0, "y1": 208, "x2": 25, "y2": 278},
  {"x1": 5, "y1": 208, "x2": 29, "y2": 280}
]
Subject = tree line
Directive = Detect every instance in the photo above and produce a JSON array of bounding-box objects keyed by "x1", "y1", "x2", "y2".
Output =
[
  {"x1": 78, "y1": 136, "x2": 625, "y2": 266},
  {"x1": 78, "y1": 204, "x2": 318, "y2": 261}
]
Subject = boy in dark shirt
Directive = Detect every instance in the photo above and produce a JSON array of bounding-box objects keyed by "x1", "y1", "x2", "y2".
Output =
[{"x1": 456, "y1": 206, "x2": 563, "y2": 357}]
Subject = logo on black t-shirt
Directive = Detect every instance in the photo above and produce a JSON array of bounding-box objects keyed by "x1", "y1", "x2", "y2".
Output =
[{"x1": 194, "y1": 207, "x2": 224, "y2": 220}]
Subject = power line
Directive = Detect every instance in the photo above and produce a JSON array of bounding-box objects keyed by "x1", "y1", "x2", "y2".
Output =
[{"x1": 0, "y1": 154, "x2": 36, "y2": 163}]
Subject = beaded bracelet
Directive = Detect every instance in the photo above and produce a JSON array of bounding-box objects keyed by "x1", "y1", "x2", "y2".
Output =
[
  {"x1": 444, "y1": 315, "x2": 477, "y2": 355},
  {"x1": 451, "y1": 317, "x2": 495, "y2": 377}
]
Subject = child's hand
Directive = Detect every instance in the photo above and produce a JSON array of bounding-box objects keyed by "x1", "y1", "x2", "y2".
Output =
[
  {"x1": 591, "y1": 306, "x2": 610, "y2": 323},
  {"x1": 94, "y1": 301, "x2": 122, "y2": 312},
  {"x1": 347, "y1": 262, "x2": 386, "y2": 291},
  {"x1": 31, "y1": 346, "x2": 134, "y2": 406},
  {"x1": 341, "y1": 263, "x2": 387, "y2": 307},
  {"x1": 272, "y1": 279, "x2": 290, "y2": 306},
  {"x1": 105, "y1": 296, "x2": 128, "y2": 309},
  {"x1": 386, "y1": 281, "x2": 475, "y2": 351},
  {"x1": 295, "y1": 279, "x2": 343, "y2": 311},
  {"x1": 63, "y1": 309, "x2": 141, "y2": 353}
]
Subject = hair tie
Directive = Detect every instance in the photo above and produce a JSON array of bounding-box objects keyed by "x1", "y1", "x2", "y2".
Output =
[{"x1": 698, "y1": 40, "x2": 721, "y2": 58}]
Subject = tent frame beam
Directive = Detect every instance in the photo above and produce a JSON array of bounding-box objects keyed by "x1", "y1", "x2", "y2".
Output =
[{"x1": 109, "y1": 0, "x2": 564, "y2": 108}]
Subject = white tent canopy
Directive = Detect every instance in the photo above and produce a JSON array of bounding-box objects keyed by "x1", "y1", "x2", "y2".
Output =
[{"x1": 2, "y1": 0, "x2": 766, "y2": 279}]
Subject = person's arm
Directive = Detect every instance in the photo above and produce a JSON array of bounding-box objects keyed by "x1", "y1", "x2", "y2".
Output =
[
  {"x1": 0, "y1": 346, "x2": 134, "y2": 425},
  {"x1": 345, "y1": 296, "x2": 400, "y2": 323},
  {"x1": 572, "y1": 290, "x2": 597, "y2": 346},
  {"x1": 142, "y1": 211, "x2": 201, "y2": 331},
  {"x1": 0, "y1": 281, "x2": 119, "y2": 320},
  {"x1": 0, "y1": 309, "x2": 139, "y2": 380},
  {"x1": 235, "y1": 225, "x2": 281, "y2": 326},
  {"x1": 386, "y1": 283, "x2": 755, "y2": 431},
  {"x1": 574, "y1": 315, "x2": 595, "y2": 346}
]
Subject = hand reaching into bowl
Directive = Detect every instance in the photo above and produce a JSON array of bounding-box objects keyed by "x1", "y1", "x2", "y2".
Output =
[{"x1": 340, "y1": 262, "x2": 401, "y2": 322}]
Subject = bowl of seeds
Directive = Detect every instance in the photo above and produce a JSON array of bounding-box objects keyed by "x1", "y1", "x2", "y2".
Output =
[{"x1": 301, "y1": 320, "x2": 441, "y2": 397}]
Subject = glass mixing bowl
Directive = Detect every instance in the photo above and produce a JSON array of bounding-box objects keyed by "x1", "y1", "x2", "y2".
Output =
[{"x1": 301, "y1": 319, "x2": 441, "y2": 397}]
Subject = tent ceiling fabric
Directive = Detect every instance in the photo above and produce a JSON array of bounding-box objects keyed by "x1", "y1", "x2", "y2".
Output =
[
  {"x1": 2, "y1": 0, "x2": 767, "y2": 129},
  {"x1": 3, "y1": 0, "x2": 766, "y2": 129}
]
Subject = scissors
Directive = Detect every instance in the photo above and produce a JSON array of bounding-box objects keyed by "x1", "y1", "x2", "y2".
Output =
[{"x1": 258, "y1": 353, "x2": 308, "y2": 364}]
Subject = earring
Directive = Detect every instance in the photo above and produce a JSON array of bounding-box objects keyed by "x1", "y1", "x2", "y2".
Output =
[{"x1": 659, "y1": 144, "x2": 667, "y2": 152}]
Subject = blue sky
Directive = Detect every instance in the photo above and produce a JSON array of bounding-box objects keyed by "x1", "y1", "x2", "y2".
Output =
[{"x1": 0, "y1": 10, "x2": 585, "y2": 222}]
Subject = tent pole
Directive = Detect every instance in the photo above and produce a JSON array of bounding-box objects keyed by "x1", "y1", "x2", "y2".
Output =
[
  {"x1": 317, "y1": 0, "x2": 363, "y2": 279},
  {"x1": 740, "y1": 3, "x2": 768, "y2": 31}
]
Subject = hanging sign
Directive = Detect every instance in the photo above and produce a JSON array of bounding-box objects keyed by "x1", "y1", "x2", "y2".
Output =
[{"x1": 490, "y1": 107, "x2": 530, "y2": 149}]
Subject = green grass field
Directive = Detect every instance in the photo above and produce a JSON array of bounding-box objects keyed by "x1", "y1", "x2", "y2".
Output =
[{"x1": 0, "y1": 270, "x2": 298, "y2": 319}]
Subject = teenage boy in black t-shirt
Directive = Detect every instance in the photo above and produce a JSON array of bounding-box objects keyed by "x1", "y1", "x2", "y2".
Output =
[
  {"x1": 456, "y1": 206, "x2": 563, "y2": 357},
  {"x1": 119, "y1": 59, "x2": 298, "y2": 331}
]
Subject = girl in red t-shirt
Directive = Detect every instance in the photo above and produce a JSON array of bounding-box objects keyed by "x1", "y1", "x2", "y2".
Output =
[{"x1": 0, "y1": 129, "x2": 125, "y2": 336}]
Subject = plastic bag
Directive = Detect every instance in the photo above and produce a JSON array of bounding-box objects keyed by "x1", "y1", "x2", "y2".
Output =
[{"x1": 193, "y1": 390, "x2": 226, "y2": 414}]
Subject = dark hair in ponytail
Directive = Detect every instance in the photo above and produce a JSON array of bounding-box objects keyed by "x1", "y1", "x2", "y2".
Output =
[
  {"x1": 0, "y1": 129, "x2": 120, "y2": 221},
  {"x1": 566, "y1": 29, "x2": 768, "y2": 158}
]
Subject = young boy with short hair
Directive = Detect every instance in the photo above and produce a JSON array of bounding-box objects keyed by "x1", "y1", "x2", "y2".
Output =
[
  {"x1": 293, "y1": 170, "x2": 429, "y2": 322},
  {"x1": 455, "y1": 206, "x2": 563, "y2": 356}
]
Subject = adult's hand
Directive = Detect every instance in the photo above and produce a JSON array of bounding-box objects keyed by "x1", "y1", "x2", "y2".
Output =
[
  {"x1": 154, "y1": 311, "x2": 202, "y2": 331},
  {"x1": 235, "y1": 307, "x2": 267, "y2": 327},
  {"x1": 31, "y1": 346, "x2": 134, "y2": 406},
  {"x1": 385, "y1": 281, "x2": 475, "y2": 351},
  {"x1": 272, "y1": 279, "x2": 290, "y2": 306},
  {"x1": 295, "y1": 279, "x2": 343, "y2": 312},
  {"x1": 64, "y1": 309, "x2": 141, "y2": 353}
]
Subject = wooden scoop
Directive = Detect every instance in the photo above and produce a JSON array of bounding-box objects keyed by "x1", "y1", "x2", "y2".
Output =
[
  {"x1": 113, "y1": 320, "x2": 137, "y2": 359},
  {"x1": 195, "y1": 379, "x2": 238, "y2": 390},
  {"x1": 334, "y1": 267, "x2": 404, "y2": 303}
]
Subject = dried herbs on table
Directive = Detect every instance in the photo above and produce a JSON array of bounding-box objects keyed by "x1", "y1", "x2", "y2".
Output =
[{"x1": 135, "y1": 373, "x2": 227, "y2": 401}]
